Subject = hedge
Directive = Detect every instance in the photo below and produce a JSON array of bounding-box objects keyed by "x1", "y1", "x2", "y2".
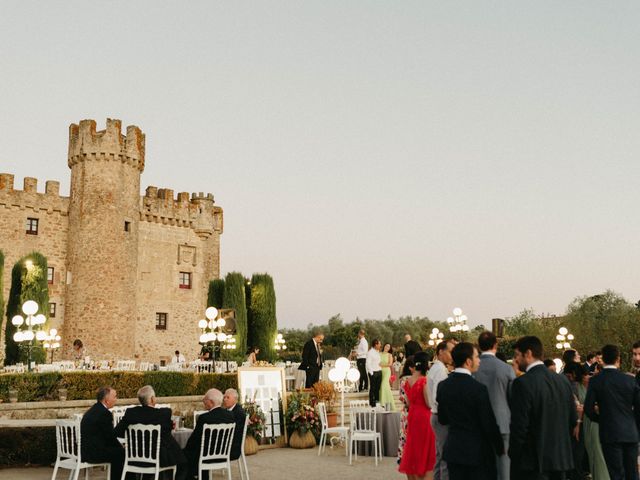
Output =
[
  {"x1": 0, "y1": 427, "x2": 56, "y2": 467},
  {"x1": 0, "y1": 371, "x2": 238, "y2": 403}
]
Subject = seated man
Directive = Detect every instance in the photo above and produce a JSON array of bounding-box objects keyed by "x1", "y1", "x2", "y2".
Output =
[
  {"x1": 80, "y1": 386, "x2": 124, "y2": 480},
  {"x1": 183, "y1": 388, "x2": 235, "y2": 478},
  {"x1": 223, "y1": 388, "x2": 247, "y2": 461},
  {"x1": 114, "y1": 385, "x2": 187, "y2": 480}
]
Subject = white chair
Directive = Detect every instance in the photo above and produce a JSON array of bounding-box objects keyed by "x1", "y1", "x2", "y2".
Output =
[
  {"x1": 349, "y1": 400, "x2": 369, "y2": 411},
  {"x1": 52, "y1": 419, "x2": 111, "y2": 480},
  {"x1": 349, "y1": 408, "x2": 382, "y2": 466},
  {"x1": 317, "y1": 402, "x2": 349, "y2": 456},
  {"x1": 155, "y1": 403, "x2": 172, "y2": 410},
  {"x1": 231, "y1": 415, "x2": 250, "y2": 480},
  {"x1": 193, "y1": 410, "x2": 207, "y2": 427},
  {"x1": 121, "y1": 424, "x2": 176, "y2": 480},
  {"x1": 198, "y1": 423, "x2": 236, "y2": 480}
]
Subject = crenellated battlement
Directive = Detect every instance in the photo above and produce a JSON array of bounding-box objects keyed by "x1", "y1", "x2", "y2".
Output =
[
  {"x1": 140, "y1": 186, "x2": 223, "y2": 236},
  {"x1": 0, "y1": 173, "x2": 69, "y2": 213},
  {"x1": 68, "y1": 118, "x2": 145, "y2": 172}
]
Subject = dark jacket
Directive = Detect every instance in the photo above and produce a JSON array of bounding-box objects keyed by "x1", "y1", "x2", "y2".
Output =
[
  {"x1": 80, "y1": 402, "x2": 123, "y2": 462},
  {"x1": 509, "y1": 364, "x2": 577, "y2": 474},
  {"x1": 404, "y1": 340, "x2": 422, "y2": 358},
  {"x1": 437, "y1": 372, "x2": 504, "y2": 468},
  {"x1": 299, "y1": 339, "x2": 322, "y2": 372},
  {"x1": 228, "y1": 404, "x2": 247, "y2": 460},
  {"x1": 183, "y1": 407, "x2": 235, "y2": 471},
  {"x1": 584, "y1": 367, "x2": 640, "y2": 444},
  {"x1": 114, "y1": 405, "x2": 186, "y2": 467}
]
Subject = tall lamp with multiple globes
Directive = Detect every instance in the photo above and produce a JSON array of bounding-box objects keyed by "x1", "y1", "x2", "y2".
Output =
[
  {"x1": 447, "y1": 307, "x2": 469, "y2": 340},
  {"x1": 274, "y1": 333, "x2": 287, "y2": 353},
  {"x1": 43, "y1": 329, "x2": 62, "y2": 363},
  {"x1": 428, "y1": 328, "x2": 444, "y2": 347},
  {"x1": 555, "y1": 327, "x2": 574, "y2": 350},
  {"x1": 197, "y1": 307, "x2": 228, "y2": 371},
  {"x1": 328, "y1": 357, "x2": 361, "y2": 427},
  {"x1": 11, "y1": 300, "x2": 47, "y2": 372}
]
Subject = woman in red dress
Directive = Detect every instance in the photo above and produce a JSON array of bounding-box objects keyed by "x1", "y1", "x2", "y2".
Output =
[{"x1": 398, "y1": 351, "x2": 436, "y2": 480}]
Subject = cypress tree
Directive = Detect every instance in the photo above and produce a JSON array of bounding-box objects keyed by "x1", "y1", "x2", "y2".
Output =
[
  {"x1": 223, "y1": 272, "x2": 248, "y2": 355},
  {"x1": 248, "y1": 273, "x2": 277, "y2": 361},
  {"x1": 5, "y1": 252, "x2": 49, "y2": 365},
  {"x1": 0, "y1": 250, "x2": 4, "y2": 342},
  {"x1": 245, "y1": 278, "x2": 252, "y2": 348},
  {"x1": 207, "y1": 279, "x2": 225, "y2": 309}
]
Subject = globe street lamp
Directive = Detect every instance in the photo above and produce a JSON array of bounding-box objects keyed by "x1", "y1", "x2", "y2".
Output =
[
  {"x1": 328, "y1": 357, "x2": 361, "y2": 427},
  {"x1": 198, "y1": 306, "x2": 228, "y2": 372},
  {"x1": 555, "y1": 327, "x2": 574, "y2": 351},
  {"x1": 428, "y1": 328, "x2": 444, "y2": 347},
  {"x1": 274, "y1": 333, "x2": 287, "y2": 353},
  {"x1": 43, "y1": 328, "x2": 62, "y2": 363},
  {"x1": 221, "y1": 335, "x2": 237, "y2": 372},
  {"x1": 11, "y1": 300, "x2": 47, "y2": 372},
  {"x1": 447, "y1": 307, "x2": 469, "y2": 341}
]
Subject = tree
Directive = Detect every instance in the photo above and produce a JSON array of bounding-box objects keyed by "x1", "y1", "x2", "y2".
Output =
[
  {"x1": 223, "y1": 272, "x2": 248, "y2": 355},
  {"x1": 0, "y1": 250, "x2": 4, "y2": 351},
  {"x1": 207, "y1": 279, "x2": 225, "y2": 309},
  {"x1": 247, "y1": 273, "x2": 277, "y2": 361}
]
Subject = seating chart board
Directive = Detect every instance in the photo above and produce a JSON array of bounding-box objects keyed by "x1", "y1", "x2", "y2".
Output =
[{"x1": 238, "y1": 367, "x2": 287, "y2": 441}]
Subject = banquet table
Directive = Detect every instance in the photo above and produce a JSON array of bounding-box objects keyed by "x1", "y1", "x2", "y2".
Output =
[
  {"x1": 172, "y1": 428, "x2": 193, "y2": 449},
  {"x1": 355, "y1": 411, "x2": 401, "y2": 457}
]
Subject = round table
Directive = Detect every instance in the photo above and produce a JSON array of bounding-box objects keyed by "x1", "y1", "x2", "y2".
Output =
[
  {"x1": 355, "y1": 411, "x2": 401, "y2": 457},
  {"x1": 172, "y1": 428, "x2": 193, "y2": 449}
]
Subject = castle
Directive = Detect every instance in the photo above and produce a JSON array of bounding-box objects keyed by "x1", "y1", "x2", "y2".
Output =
[{"x1": 0, "y1": 119, "x2": 223, "y2": 363}]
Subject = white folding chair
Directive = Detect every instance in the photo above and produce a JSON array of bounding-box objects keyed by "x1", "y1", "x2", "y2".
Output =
[
  {"x1": 198, "y1": 423, "x2": 236, "y2": 480},
  {"x1": 231, "y1": 415, "x2": 250, "y2": 480},
  {"x1": 193, "y1": 410, "x2": 207, "y2": 427},
  {"x1": 121, "y1": 424, "x2": 176, "y2": 480},
  {"x1": 349, "y1": 408, "x2": 382, "y2": 466},
  {"x1": 349, "y1": 400, "x2": 369, "y2": 409},
  {"x1": 317, "y1": 402, "x2": 349, "y2": 456},
  {"x1": 52, "y1": 419, "x2": 111, "y2": 480}
]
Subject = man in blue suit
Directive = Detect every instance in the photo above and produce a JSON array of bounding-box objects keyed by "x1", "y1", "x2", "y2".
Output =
[{"x1": 585, "y1": 344, "x2": 640, "y2": 480}]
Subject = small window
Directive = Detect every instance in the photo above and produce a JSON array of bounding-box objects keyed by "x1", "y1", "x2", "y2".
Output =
[
  {"x1": 26, "y1": 218, "x2": 39, "y2": 235},
  {"x1": 47, "y1": 267, "x2": 54, "y2": 284},
  {"x1": 179, "y1": 272, "x2": 192, "y2": 289},
  {"x1": 124, "y1": 221, "x2": 131, "y2": 232},
  {"x1": 156, "y1": 312, "x2": 167, "y2": 330},
  {"x1": 49, "y1": 303, "x2": 56, "y2": 318}
]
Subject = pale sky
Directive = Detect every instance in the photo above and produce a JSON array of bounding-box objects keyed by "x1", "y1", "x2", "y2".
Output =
[{"x1": 1, "y1": 1, "x2": 639, "y2": 328}]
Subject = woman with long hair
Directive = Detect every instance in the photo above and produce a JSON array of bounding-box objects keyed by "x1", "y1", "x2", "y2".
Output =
[
  {"x1": 380, "y1": 343, "x2": 396, "y2": 411},
  {"x1": 246, "y1": 346, "x2": 259, "y2": 365}
]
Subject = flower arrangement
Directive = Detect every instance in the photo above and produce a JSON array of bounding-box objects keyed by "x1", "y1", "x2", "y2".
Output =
[
  {"x1": 243, "y1": 400, "x2": 267, "y2": 441},
  {"x1": 311, "y1": 380, "x2": 336, "y2": 413},
  {"x1": 254, "y1": 360, "x2": 273, "y2": 367},
  {"x1": 286, "y1": 391, "x2": 321, "y2": 437}
]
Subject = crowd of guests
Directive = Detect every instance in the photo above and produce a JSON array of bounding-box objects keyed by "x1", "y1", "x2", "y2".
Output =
[
  {"x1": 79, "y1": 385, "x2": 246, "y2": 480},
  {"x1": 394, "y1": 332, "x2": 640, "y2": 480}
]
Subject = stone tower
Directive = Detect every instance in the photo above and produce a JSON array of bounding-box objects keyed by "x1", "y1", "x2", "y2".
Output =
[{"x1": 64, "y1": 119, "x2": 145, "y2": 360}]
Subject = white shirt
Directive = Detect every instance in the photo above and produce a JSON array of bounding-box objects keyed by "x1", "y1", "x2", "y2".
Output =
[
  {"x1": 171, "y1": 353, "x2": 185, "y2": 363},
  {"x1": 366, "y1": 349, "x2": 381, "y2": 375},
  {"x1": 356, "y1": 337, "x2": 369, "y2": 359},
  {"x1": 603, "y1": 365, "x2": 617, "y2": 369},
  {"x1": 453, "y1": 368, "x2": 472, "y2": 375},
  {"x1": 427, "y1": 360, "x2": 449, "y2": 413},
  {"x1": 526, "y1": 360, "x2": 544, "y2": 372}
]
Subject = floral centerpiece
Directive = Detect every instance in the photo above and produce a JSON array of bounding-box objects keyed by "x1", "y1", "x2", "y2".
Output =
[
  {"x1": 242, "y1": 400, "x2": 266, "y2": 455},
  {"x1": 254, "y1": 360, "x2": 273, "y2": 367},
  {"x1": 286, "y1": 391, "x2": 320, "y2": 449}
]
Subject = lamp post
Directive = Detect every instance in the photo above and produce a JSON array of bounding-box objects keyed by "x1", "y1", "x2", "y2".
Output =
[
  {"x1": 447, "y1": 307, "x2": 469, "y2": 341},
  {"x1": 428, "y1": 328, "x2": 444, "y2": 347},
  {"x1": 555, "y1": 327, "x2": 574, "y2": 351},
  {"x1": 221, "y1": 335, "x2": 236, "y2": 372},
  {"x1": 43, "y1": 329, "x2": 62, "y2": 363},
  {"x1": 198, "y1": 307, "x2": 228, "y2": 372},
  {"x1": 274, "y1": 333, "x2": 287, "y2": 355},
  {"x1": 328, "y1": 357, "x2": 361, "y2": 427},
  {"x1": 11, "y1": 300, "x2": 47, "y2": 372}
]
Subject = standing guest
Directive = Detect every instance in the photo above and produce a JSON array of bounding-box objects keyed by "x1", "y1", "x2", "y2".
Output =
[
  {"x1": 398, "y1": 351, "x2": 436, "y2": 480},
  {"x1": 509, "y1": 336, "x2": 577, "y2": 480},
  {"x1": 585, "y1": 352, "x2": 598, "y2": 374},
  {"x1": 631, "y1": 341, "x2": 640, "y2": 386},
  {"x1": 404, "y1": 334, "x2": 422, "y2": 358},
  {"x1": 114, "y1": 385, "x2": 187, "y2": 480},
  {"x1": 246, "y1": 346, "x2": 259, "y2": 365},
  {"x1": 366, "y1": 339, "x2": 383, "y2": 407},
  {"x1": 183, "y1": 388, "x2": 235, "y2": 479},
  {"x1": 562, "y1": 349, "x2": 581, "y2": 372},
  {"x1": 562, "y1": 363, "x2": 589, "y2": 480},
  {"x1": 223, "y1": 388, "x2": 246, "y2": 462},
  {"x1": 80, "y1": 387, "x2": 124, "y2": 480},
  {"x1": 355, "y1": 330, "x2": 369, "y2": 392},
  {"x1": 171, "y1": 350, "x2": 186, "y2": 364},
  {"x1": 72, "y1": 339, "x2": 86, "y2": 362},
  {"x1": 299, "y1": 333, "x2": 324, "y2": 388},
  {"x1": 543, "y1": 358, "x2": 557, "y2": 372},
  {"x1": 380, "y1": 343, "x2": 396, "y2": 411},
  {"x1": 511, "y1": 358, "x2": 525, "y2": 377},
  {"x1": 397, "y1": 357, "x2": 415, "y2": 465},
  {"x1": 474, "y1": 331, "x2": 515, "y2": 480},
  {"x1": 584, "y1": 344, "x2": 640, "y2": 480},
  {"x1": 437, "y1": 342, "x2": 504, "y2": 480},
  {"x1": 427, "y1": 340, "x2": 454, "y2": 480}
]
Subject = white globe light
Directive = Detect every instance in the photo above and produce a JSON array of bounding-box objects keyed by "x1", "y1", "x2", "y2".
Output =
[
  {"x1": 428, "y1": 340, "x2": 435, "y2": 346},
  {"x1": 43, "y1": 342, "x2": 51, "y2": 349},
  {"x1": 453, "y1": 307, "x2": 462, "y2": 316},
  {"x1": 559, "y1": 327, "x2": 568, "y2": 336},
  {"x1": 35, "y1": 314, "x2": 46, "y2": 325},
  {"x1": 22, "y1": 300, "x2": 38, "y2": 316},
  {"x1": 347, "y1": 368, "x2": 361, "y2": 383},
  {"x1": 217, "y1": 333, "x2": 227, "y2": 342},
  {"x1": 556, "y1": 343, "x2": 563, "y2": 349},
  {"x1": 36, "y1": 331, "x2": 47, "y2": 341},
  {"x1": 23, "y1": 330, "x2": 35, "y2": 341},
  {"x1": 207, "y1": 332, "x2": 216, "y2": 342},
  {"x1": 431, "y1": 328, "x2": 439, "y2": 334},
  {"x1": 328, "y1": 368, "x2": 344, "y2": 382},
  {"x1": 199, "y1": 334, "x2": 208, "y2": 343},
  {"x1": 282, "y1": 345, "x2": 287, "y2": 350},
  {"x1": 460, "y1": 315, "x2": 468, "y2": 322},
  {"x1": 217, "y1": 318, "x2": 226, "y2": 327},
  {"x1": 11, "y1": 315, "x2": 24, "y2": 326},
  {"x1": 438, "y1": 333, "x2": 444, "y2": 339},
  {"x1": 556, "y1": 334, "x2": 563, "y2": 341},
  {"x1": 198, "y1": 319, "x2": 207, "y2": 329},
  {"x1": 567, "y1": 334, "x2": 574, "y2": 341},
  {"x1": 447, "y1": 317, "x2": 454, "y2": 324},
  {"x1": 205, "y1": 307, "x2": 218, "y2": 320},
  {"x1": 335, "y1": 357, "x2": 350, "y2": 372},
  {"x1": 13, "y1": 332, "x2": 23, "y2": 342},
  {"x1": 462, "y1": 325, "x2": 469, "y2": 331},
  {"x1": 50, "y1": 328, "x2": 57, "y2": 336},
  {"x1": 564, "y1": 342, "x2": 570, "y2": 348},
  {"x1": 277, "y1": 333, "x2": 283, "y2": 340},
  {"x1": 53, "y1": 342, "x2": 60, "y2": 348}
]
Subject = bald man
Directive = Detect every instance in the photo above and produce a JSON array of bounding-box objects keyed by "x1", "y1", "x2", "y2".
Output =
[
  {"x1": 183, "y1": 388, "x2": 235, "y2": 478},
  {"x1": 223, "y1": 388, "x2": 247, "y2": 461}
]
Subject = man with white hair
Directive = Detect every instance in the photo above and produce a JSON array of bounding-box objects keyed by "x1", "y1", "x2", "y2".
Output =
[
  {"x1": 114, "y1": 385, "x2": 187, "y2": 479},
  {"x1": 184, "y1": 388, "x2": 235, "y2": 478},
  {"x1": 223, "y1": 388, "x2": 247, "y2": 461}
]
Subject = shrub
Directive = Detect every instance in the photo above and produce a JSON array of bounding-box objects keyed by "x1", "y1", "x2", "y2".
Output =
[{"x1": 0, "y1": 427, "x2": 56, "y2": 467}]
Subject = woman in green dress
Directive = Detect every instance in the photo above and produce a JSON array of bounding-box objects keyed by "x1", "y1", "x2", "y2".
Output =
[{"x1": 379, "y1": 343, "x2": 396, "y2": 411}]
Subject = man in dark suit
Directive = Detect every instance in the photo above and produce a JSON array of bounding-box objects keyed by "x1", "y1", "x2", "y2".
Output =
[
  {"x1": 114, "y1": 385, "x2": 187, "y2": 480},
  {"x1": 223, "y1": 388, "x2": 246, "y2": 461},
  {"x1": 584, "y1": 352, "x2": 598, "y2": 374},
  {"x1": 299, "y1": 332, "x2": 324, "y2": 388},
  {"x1": 584, "y1": 344, "x2": 640, "y2": 480},
  {"x1": 183, "y1": 388, "x2": 235, "y2": 479},
  {"x1": 632, "y1": 341, "x2": 640, "y2": 387},
  {"x1": 437, "y1": 342, "x2": 504, "y2": 480},
  {"x1": 474, "y1": 331, "x2": 515, "y2": 480},
  {"x1": 80, "y1": 386, "x2": 124, "y2": 480},
  {"x1": 403, "y1": 334, "x2": 422, "y2": 358},
  {"x1": 509, "y1": 336, "x2": 577, "y2": 480}
]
